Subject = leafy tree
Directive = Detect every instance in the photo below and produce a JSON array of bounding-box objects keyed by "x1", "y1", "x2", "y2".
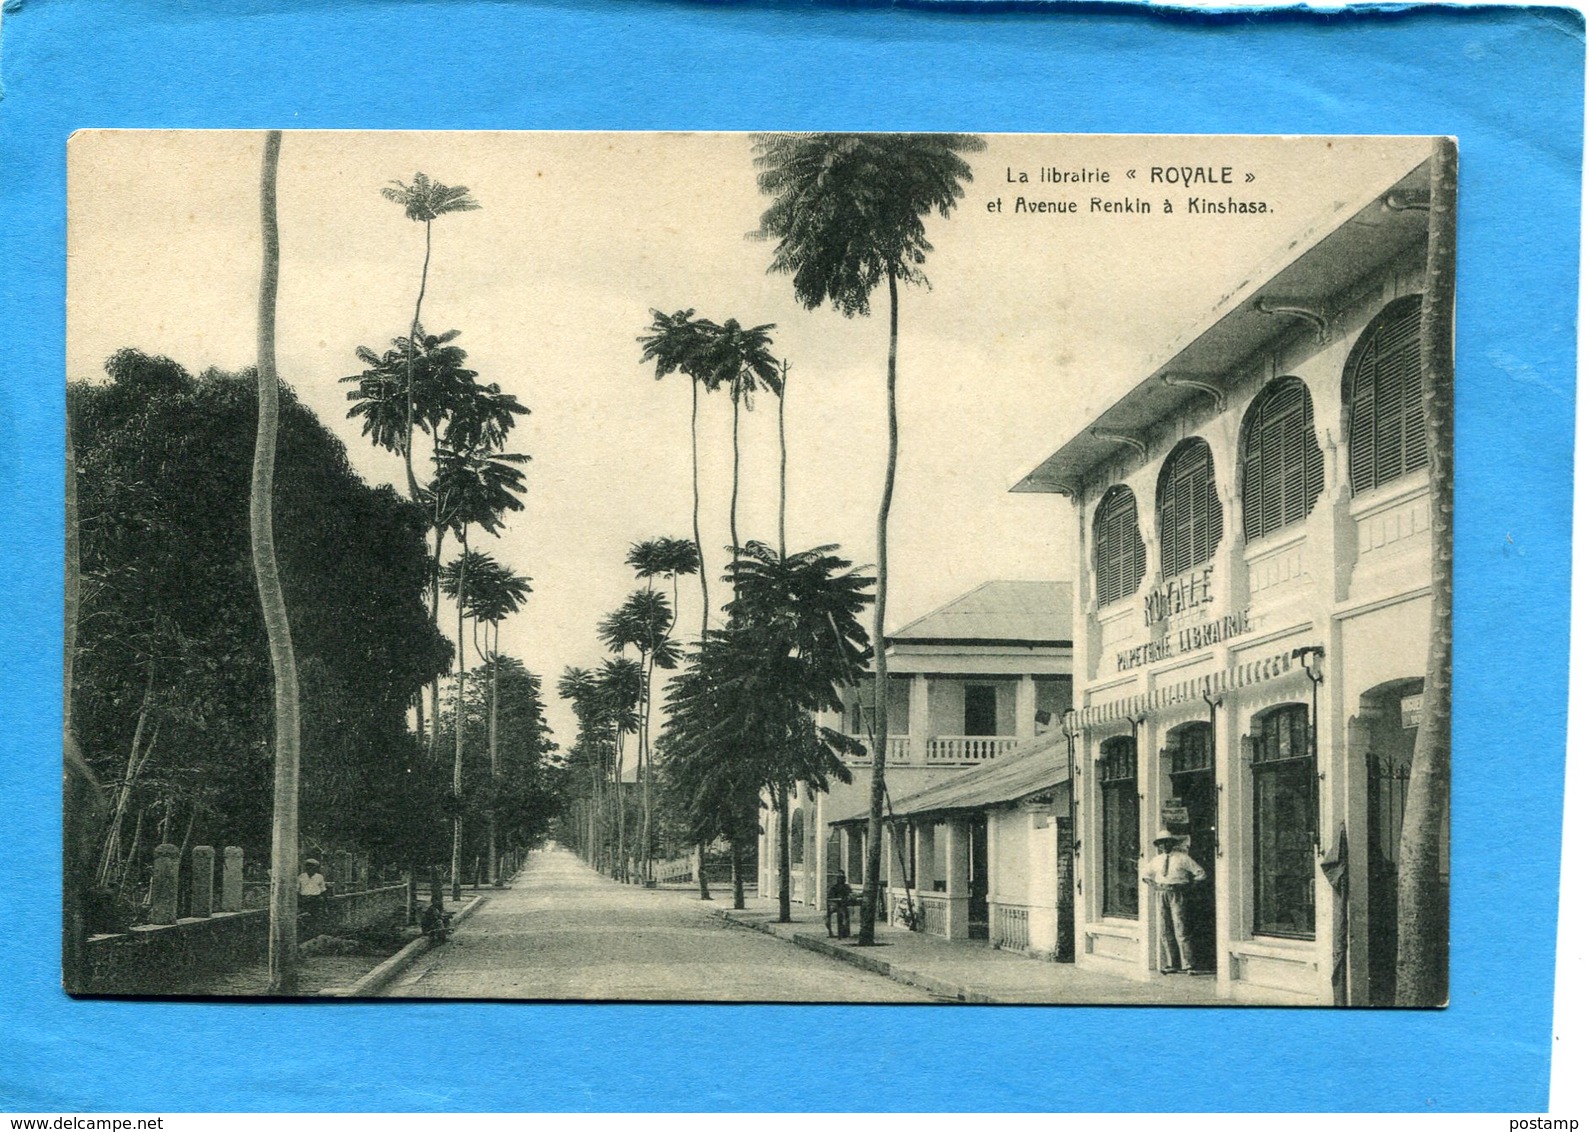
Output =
[{"x1": 753, "y1": 131, "x2": 985, "y2": 943}]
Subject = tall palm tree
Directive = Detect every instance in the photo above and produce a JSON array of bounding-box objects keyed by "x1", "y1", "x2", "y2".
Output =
[
  {"x1": 705, "y1": 318, "x2": 782, "y2": 577},
  {"x1": 253, "y1": 130, "x2": 303, "y2": 992},
  {"x1": 596, "y1": 656, "x2": 644, "y2": 879},
  {"x1": 777, "y1": 360, "x2": 791, "y2": 559},
  {"x1": 558, "y1": 666, "x2": 604, "y2": 866},
  {"x1": 382, "y1": 174, "x2": 480, "y2": 499},
  {"x1": 638, "y1": 310, "x2": 723, "y2": 638},
  {"x1": 626, "y1": 537, "x2": 699, "y2": 880},
  {"x1": 435, "y1": 446, "x2": 528, "y2": 899},
  {"x1": 1397, "y1": 138, "x2": 1456, "y2": 1006},
  {"x1": 754, "y1": 131, "x2": 985, "y2": 944},
  {"x1": 450, "y1": 552, "x2": 533, "y2": 886}
]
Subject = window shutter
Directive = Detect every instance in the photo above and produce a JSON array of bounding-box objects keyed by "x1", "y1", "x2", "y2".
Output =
[{"x1": 1347, "y1": 298, "x2": 1427, "y2": 494}]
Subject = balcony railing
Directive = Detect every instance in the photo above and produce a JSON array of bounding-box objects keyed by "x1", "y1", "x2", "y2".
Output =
[
  {"x1": 843, "y1": 735, "x2": 1018, "y2": 765},
  {"x1": 926, "y1": 736, "x2": 1019, "y2": 763}
]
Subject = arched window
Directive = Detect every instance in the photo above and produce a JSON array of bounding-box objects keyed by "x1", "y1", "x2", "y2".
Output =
[
  {"x1": 1093, "y1": 486, "x2": 1146, "y2": 607},
  {"x1": 1241, "y1": 377, "x2": 1324, "y2": 542},
  {"x1": 1157, "y1": 438, "x2": 1224, "y2": 577},
  {"x1": 1250, "y1": 704, "x2": 1316, "y2": 939},
  {"x1": 1346, "y1": 295, "x2": 1427, "y2": 495},
  {"x1": 1099, "y1": 736, "x2": 1140, "y2": 919}
]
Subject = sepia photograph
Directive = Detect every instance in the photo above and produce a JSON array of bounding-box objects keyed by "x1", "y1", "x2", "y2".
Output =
[{"x1": 63, "y1": 130, "x2": 1451, "y2": 1007}]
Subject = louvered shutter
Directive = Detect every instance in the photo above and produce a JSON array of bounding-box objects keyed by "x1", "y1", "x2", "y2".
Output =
[
  {"x1": 1243, "y1": 378, "x2": 1324, "y2": 540},
  {"x1": 1348, "y1": 298, "x2": 1427, "y2": 494}
]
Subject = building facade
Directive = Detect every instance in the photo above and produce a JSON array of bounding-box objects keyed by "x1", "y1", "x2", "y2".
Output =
[
  {"x1": 1014, "y1": 156, "x2": 1448, "y2": 1004},
  {"x1": 760, "y1": 581, "x2": 1072, "y2": 914}
]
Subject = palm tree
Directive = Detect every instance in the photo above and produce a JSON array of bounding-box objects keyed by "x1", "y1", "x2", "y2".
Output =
[
  {"x1": 253, "y1": 129, "x2": 303, "y2": 992},
  {"x1": 626, "y1": 537, "x2": 700, "y2": 880},
  {"x1": 776, "y1": 360, "x2": 791, "y2": 558},
  {"x1": 382, "y1": 174, "x2": 481, "y2": 499},
  {"x1": 638, "y1": 310, "x2": 723, "y2": 638},
  {"x1": 435, "y1": 445, "x2": 529, "y2": 900},
  {"x1": 1397, "y1": 138, "x2": 1456, "y2": 1006},
  {"x1": 558, "y1": 666, "x2": 605, "y2": 866},
  {"x1": 754, "y1": 132, "x2": 984, "y2": 944},
  {"x1": 596, "y1": 656, "x2": 644, "y2": 879},
  {"x1": 450, "y1": 552, "x2": 533, "y2": 886},
  {"x1": 705, "y1": 318, "x2": 782, "y2": 578}
]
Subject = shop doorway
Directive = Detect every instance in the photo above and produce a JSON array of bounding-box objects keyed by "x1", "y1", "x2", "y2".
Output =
[
  {"x1": 1166, "y1": 721, "x2": 1218, "y2": 974},
  {"x1": 969, "y1": 817, "x2": 989, "y2": 940},
  {"x1": 1361, "y1": 678, "x2": 1423, "y2": 1006}
]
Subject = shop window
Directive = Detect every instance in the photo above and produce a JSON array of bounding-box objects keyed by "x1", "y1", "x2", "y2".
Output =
[
  {"x1": 1240, "y1": 377, "x2": 1325, "y2": 542},
  {"x1": 1346, "y1": 295, "x2": 1428, "y2": 495},
  {"x1": 1157, "y1": 438, "x2": 1224, "y2": 577},
  {"x1": 1094, "y1": 486, "x2": 1147, "y2": 607},
  {"x1": 1250, "y1": 704, "x2": 1316, "y2": 939},
  {"x1": 1099, "y1": 736, "x2": 1140, "y2": 919},
  {"x1": 1167, "y1": 721, "x2": 1213, "y2": 774}
]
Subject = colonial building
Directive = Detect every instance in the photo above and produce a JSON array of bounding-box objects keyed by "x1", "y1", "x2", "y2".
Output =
[
  {"x1": 1012, "y1": 154, "x2": 1447, "y2": 1004},
  {"x1": 759, "y1": 581, "x2": 1072, "y2": 912}
]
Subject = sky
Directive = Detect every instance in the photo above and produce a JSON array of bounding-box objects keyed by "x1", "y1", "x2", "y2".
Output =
[{"x1": 67, "y1": 130, "x2": 1431, "y2": 747}]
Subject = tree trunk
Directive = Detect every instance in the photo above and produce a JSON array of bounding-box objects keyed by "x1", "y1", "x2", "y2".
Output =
[
  {"x1": 858, "y1": 265, "x2": 900, "y2": 946},
  {"x1": 487, "y1": 623, "x2": 500, "y2": 885},
  {"x1": 697, "y1": 839, "x2": 711, "y2": 900},
  {"x1": 429, "y1": 525, "x2": 445, "y2": 757},
  {"x1": 451, "y1": 532, "x2": 469, "y2": 902},
  {"x1": 778, "y1": 361, "x2": 789, "y2": 560},
  {"x1": 401, "y1": 219, "x2": 433, "y2": 502},
  {"x1": 731, "y1": 834, "x2": 745, "y2": 910},
  {"x1": 691, "y1": 381, "x2": 710, "y2": 638},
  {"x1": 730, "y1": 394, "x2": 741, "y2": 592},
  {"x1": 777, "y1": 787, "x2": 792, "y2": 923},
  {"x1": 1396, "y1": 138, "x2": 1456, "y2": 1007},
  {"x1": 254, "y1": 130, "x2": 303, "y2": 995}
]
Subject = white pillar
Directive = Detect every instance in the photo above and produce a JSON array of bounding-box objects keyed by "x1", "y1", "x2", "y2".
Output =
[
  {"x1": 944, "y1": 817, "x2": 971, "y2": 940},
  {"x1": 1016, "y1": 675, "x2": 1037, "y2": 740},
  {"x1": 909, "y1": 674, "x2": 930, "y2": 763}
]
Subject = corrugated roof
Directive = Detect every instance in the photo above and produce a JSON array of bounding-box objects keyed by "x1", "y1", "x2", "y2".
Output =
[
  {"x1": 832, "y1": 730, "x2": 1070, "y2": 823},
  {"x1": 888, "y1": 580, "x2": 1072, "y2": 646}
]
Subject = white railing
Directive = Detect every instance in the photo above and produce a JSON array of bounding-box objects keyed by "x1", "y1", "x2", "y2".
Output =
[
  {"x1": 653, "y1": 855, "x2": 694, "y2": 884},
  {"x1": 926, "y1": 736, "x2": 1019, "y2": 763},
  {"x1": 845, "y1": 735, "x2": 914, "y2": 763}
]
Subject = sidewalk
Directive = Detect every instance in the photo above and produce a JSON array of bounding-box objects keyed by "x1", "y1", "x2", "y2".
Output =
[{"x1": 702, "y1": 894, "x2": 1236, "y2": 1005}]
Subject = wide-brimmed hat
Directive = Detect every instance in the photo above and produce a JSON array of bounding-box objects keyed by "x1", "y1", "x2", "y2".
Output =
[
  {"x1": 1152, "y1": 830, "x2": 1178, "y2": 845},
  {"x1": 304, "y1": 858, "x2": 320, "y2": 867}
]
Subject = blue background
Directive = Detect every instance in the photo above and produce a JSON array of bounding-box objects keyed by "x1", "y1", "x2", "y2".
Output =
[{"x1": 0, "y1": 0, "x2": 1579, "y2": 1113}]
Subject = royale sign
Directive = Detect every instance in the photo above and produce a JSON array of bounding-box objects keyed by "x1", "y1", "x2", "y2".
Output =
[{"x1": 1144, "y1": 565, "x2": 1216, "y2": 626}]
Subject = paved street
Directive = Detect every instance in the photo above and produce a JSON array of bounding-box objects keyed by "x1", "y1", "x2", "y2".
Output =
[{"x1": 382, "y1": 845, "x2": 936, "y2": 1001}]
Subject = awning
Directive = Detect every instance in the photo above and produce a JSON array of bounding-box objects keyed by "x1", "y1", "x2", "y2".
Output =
[
  {"x1": 1079, "y1": 645, "x2": 1315, "y2": 727},
  {"x1": 830, "y1": 731, "x2": 1070, "y2": 824}
]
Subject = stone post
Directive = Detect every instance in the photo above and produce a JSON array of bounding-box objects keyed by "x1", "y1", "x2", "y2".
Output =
[
  {"x1": 333, "y1": 850, "x2": 354, "y2": 892},
  {"x1": 149, "y1": 843, "x2": 180, "y2": 925},
  {"x1": 944, "y1": 818, "x2": 971, "y2": 941},
  {"x1": 221, "y1": 847, "x2": 244, "y2": 912},
  {"x1": 190, "y1": 846, "x2": 215, "y2": 918},
  {"x1": 356, "y1": 855, "x2": 370, "y2": 892}
]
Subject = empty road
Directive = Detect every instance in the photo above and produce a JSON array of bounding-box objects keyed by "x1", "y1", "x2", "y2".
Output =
[{"x1": 382, "y1": 845, "x2": 935, "y2": 1002}]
